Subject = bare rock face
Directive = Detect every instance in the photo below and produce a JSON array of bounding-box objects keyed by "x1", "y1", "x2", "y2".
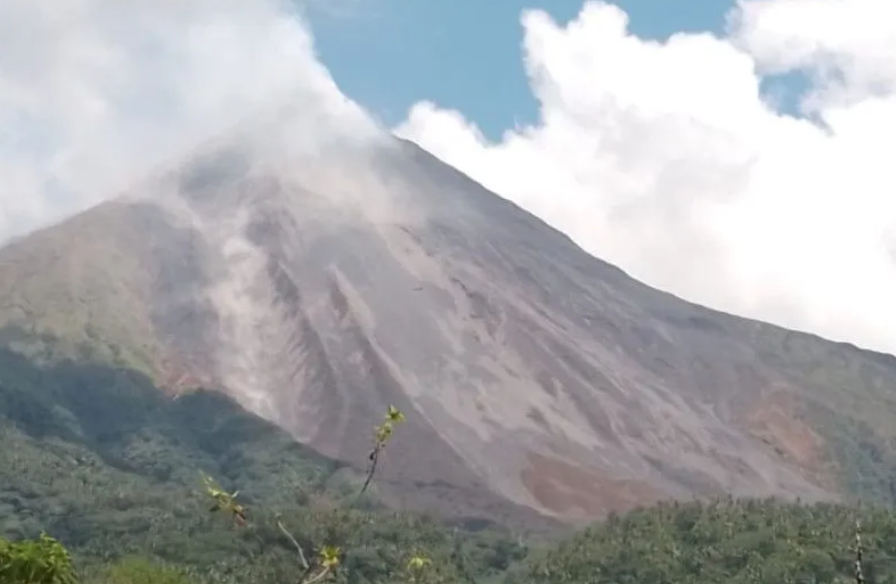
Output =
[{"x1": 5, "y1": 118, "x2": 896, "y2": 530}]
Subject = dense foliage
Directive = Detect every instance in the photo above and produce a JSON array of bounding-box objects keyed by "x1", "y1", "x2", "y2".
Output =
[
  {"x1": 10, "y1": 497, "x2": 896, "y2": 584},
  {"x1": 0, "y1": 339, "x2": 526, "y2": 583},
  {"x1": 0, "y1": 533, "x2": 77, "y2": 584},
  {"x1": 4, "y1": 331, "x2": 896, "y2": 583},
  {"x1": 520, "y1": 498, "x2": 896, "y2": 584}
]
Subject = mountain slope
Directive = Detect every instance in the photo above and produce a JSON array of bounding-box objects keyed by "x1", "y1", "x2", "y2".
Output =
[
  {"x1": 2, "y1": 124, "x2": 896, "y2": 527},
  {"x1": 0, "y1": 333, "x2": 340, "y2": 544},
  {"x1": 0, "y1": 335, "x2": 535, "y2": 583}
]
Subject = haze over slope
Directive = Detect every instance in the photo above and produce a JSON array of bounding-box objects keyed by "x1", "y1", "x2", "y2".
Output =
[{"x1": 5, "y1": 106, "x2": 896, "y2": 527}]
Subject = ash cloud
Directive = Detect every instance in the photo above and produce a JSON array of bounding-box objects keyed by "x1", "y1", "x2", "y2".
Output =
[{"x1": 0, "y1": 0, "x2": 379, "y2": 242}]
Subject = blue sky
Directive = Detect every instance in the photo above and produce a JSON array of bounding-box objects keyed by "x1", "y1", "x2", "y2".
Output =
[{"x1": 307, "y1": 0, "x2": 736, "y2": 140}]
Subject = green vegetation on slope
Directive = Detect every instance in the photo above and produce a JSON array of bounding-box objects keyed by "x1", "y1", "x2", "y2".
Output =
[
  {"x1": 9, "y1": 494, "x2": 896, "y2": 584},
  {"x1": 0, "y1": 332, "x2": 527, "y2": 583},
  {"x1": 519, "y1": 497, "x2": 896, "y2": 584},
  {"x1": 743, "y1": 326, "x2": 896, "y2": 507},
  {"x1": 7, "y1": 328, "x2": 896, "y2": 584},
  {"x1": 0, "y1": 204, "x2": 171, "y2": 375}
]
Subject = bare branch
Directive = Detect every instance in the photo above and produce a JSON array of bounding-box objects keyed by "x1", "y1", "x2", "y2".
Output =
[
  {"x1": 277, "y1": 517, "x2": 310, "y2": 570},
  {"x1": 303, "y1": 566, "x2": 331, "y2": 584},
  {"x1": 855, "y1": 517, "x2": 865, "y2": 584},
  {"x1": 356, "y1": 446, "x2": 381, "y2": 503}
]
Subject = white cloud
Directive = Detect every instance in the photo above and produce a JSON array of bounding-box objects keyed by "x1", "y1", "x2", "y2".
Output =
[
  {"x1": 0, "y1": 0, "x2": 372, "y2": 241},
  {"x1": 396, "y1": 0, "x2": 896, "y2": 354},
  {"x1": 6, "y1": 0, "x2": 896, "y2": 356}
]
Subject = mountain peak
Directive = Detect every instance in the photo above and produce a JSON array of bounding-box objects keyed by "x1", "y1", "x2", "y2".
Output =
[{"x1": 3, "y1": 133, "x2": 895, "y2": 527}]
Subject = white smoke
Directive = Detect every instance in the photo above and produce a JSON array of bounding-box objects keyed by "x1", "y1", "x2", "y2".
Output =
[{"x1": 0, "y1": 0, "x2": 375, "y2": 242}]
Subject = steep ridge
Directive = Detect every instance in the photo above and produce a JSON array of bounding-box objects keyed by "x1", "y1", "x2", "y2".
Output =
[{"x1": 3, "y1": 124, "x2": 896, "y2": 528}]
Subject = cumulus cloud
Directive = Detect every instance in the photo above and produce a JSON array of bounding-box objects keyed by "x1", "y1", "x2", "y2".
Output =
[
  {"x1": 0, "y1": 0, "x2": 372, "y2": 242},
  {"x1": 396, "y1": 0, "x2": 896, "y2": 354}
]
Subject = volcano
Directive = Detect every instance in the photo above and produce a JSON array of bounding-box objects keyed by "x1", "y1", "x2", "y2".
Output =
[{"x1": 3, "y1": 114, "x2": 896, "y2": 529}]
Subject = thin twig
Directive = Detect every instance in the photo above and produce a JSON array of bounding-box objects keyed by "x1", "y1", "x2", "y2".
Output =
[
  {"x1": 356, "y1": 446, "x2": 381, "y2": 502},
  {"x1": 304, "y1": 566, "x2": 331, "y2": 584},
  {"x1": 855, "y1": 517, "x2": 865, "y2": 584},
  {"x1": 296, "y1": 559, "x2": 320, "y2": 584},
  {"x1": 277, "y1": 517, "x2": 310, "y2": 570}
]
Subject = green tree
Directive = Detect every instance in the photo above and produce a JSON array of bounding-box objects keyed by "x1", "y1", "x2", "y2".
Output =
[
  {"x1": 198, "y1": 405, "x2": 441, "y2": 584},
  {"x1": 0, "y1": 533, "x2": 77, "y2": 584}
]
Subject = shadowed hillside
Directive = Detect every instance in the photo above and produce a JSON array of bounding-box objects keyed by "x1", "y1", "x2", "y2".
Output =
[{"x1": 0, "y1": 327, "x2": 534, "y2": 583}]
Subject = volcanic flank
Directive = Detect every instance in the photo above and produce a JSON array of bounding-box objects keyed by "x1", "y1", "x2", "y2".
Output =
[{"x1": 3, "y1": 113, "x2": 896, "y2": 529}]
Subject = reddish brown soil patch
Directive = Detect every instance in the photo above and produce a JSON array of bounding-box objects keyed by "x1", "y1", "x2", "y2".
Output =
[
  {"x1": 521, "y1": 452, "x2": 662, "y2": 520},
  {"x1": 740, "y1": 388, "x2": 837, "y2": 489},
  {"x1": 157, "y1": 357, "x2": 215, "y2": 397}
]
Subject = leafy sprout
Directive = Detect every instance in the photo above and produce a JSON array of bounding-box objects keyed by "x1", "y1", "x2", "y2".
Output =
[
  {"x1": 200, "y1": 405, "x2": 407, "y2": 584},
  {"x1": 318, "y1": 545, "x2": 341, "y2": 570},
  {"x1": 0, "y1": 533, "x2": 77, "y2": 584},
  {"x1": 405, "y1": 552, "x2": 433, "y2": 583},
  {"x1": 201, "y1": 473, "x2": 247, "y2": 526}
]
